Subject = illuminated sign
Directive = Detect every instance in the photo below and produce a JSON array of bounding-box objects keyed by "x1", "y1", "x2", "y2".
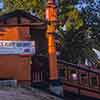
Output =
[{"x1": 0, "y1": 41, "x2": 35, "y2": 54}]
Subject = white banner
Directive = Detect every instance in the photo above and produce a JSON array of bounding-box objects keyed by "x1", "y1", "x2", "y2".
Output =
[{"x1": 0, "y1": 41, "x2": 35, "y2": 55}]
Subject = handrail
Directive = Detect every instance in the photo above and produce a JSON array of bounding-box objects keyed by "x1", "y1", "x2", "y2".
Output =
[
  {"x1": 57, "y1": 60, "x2": 100, "y2": 96},
  {"x1": 57, "y1": 60, "x2": 100, "y2": 74}
]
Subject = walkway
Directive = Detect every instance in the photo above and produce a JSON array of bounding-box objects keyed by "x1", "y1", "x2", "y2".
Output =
[{"x1": 0, "y1": 87, "x2": 63, "y2": 100}]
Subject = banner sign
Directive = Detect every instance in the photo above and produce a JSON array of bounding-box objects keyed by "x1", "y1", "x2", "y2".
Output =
[{"x1": 0, "y1": 41, "x2": 35, "y2": 55}]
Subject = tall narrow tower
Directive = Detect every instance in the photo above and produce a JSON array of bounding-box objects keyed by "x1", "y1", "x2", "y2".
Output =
[
  {"x1": 45, "y1": 0, "x2": 58, "y2": 80},
  {"x1": 45, "y1": 0, "x2": 63, "y2": 96}
]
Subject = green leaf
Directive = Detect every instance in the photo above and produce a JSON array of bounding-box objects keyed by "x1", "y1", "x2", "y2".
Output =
[
  {"x1": 65, "y1": 20, "x2": 72, "y2": 31},
  {"x1": 75, "y1": 19, "x2": 84, "y2": 29}
]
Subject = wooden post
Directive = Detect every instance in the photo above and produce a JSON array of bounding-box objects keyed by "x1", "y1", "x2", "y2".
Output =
[
  {"x1": 45, "y1": 0, "x2": 63, "y2": 96},
  {"x1": 46, "y1": 0, "x2": 58, "y2": 80}
]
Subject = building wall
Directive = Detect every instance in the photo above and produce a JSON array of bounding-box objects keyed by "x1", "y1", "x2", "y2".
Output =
[
  {"x1": 0, "y1": 16, "x2": 31, "y2": 82},
  {"x1": 0, "y1": 27, "x2": 19, "y2": 40}
]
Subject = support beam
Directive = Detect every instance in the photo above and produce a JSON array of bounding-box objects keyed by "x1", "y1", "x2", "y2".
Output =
[{"x1": 46, "y1": 0, "x2": 63, "y2": 96}]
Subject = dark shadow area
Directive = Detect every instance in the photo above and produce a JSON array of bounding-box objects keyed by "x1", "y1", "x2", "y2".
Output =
[{"x1": 64, "y1": 91, "x2": 100, "y2": 100}]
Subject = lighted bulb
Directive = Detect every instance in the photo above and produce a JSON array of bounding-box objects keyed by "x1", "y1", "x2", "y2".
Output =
[{"x1": 72, "y1": 73, "x2": 77, "y2": 80}]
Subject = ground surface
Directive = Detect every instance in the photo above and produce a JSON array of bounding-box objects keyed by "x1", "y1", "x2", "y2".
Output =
[{"x1": 0, "y1": 87, "x2": 63, "y2": 100}]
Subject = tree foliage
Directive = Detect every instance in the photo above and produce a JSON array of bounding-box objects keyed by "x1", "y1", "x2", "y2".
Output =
[
  {"x1": 2, "y1": 0, "x2": 46, "y2": 18},
  {"x1": 58, "y1": 0, "x2": 83, "y2": 31},
  {"x1": 56, "y1": 0, "x2": 99, "y2": 65}
]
